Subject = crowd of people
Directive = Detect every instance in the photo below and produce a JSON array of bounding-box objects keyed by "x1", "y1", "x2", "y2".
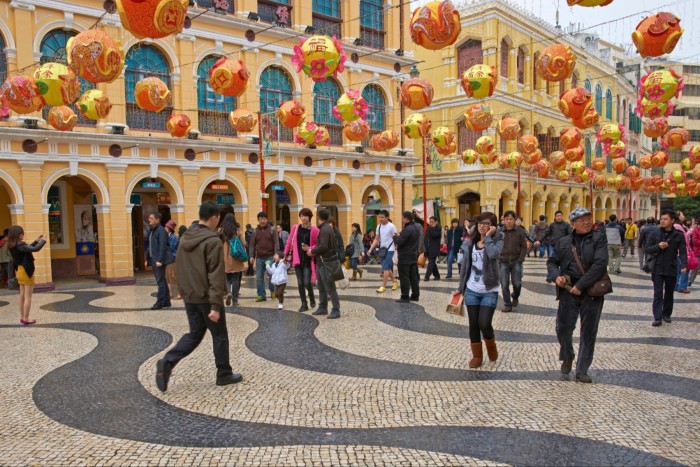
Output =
[{"x1": 3, "y1": 202, "x2": 698, "y2": 391}]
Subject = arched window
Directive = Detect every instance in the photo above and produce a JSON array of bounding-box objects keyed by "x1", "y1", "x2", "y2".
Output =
[
  {"x1": 605, "y1": 89, "x2": 613, "y2": 120},
  {"x1": 197, "y1": 55, "x2": 235, "y2": 137},
  {"x1": 125, "y1": 45, "x2": 172, "y2": 131},
  {"x1": 458, "y1": 39, "x2": 482, "y2": 78},
  {"x1": 584, "y1": 138, "x2": 592, "y2": 166},
  {"x1": 532, "y1": 52, "x2": 539, "y2": 91},
  {"x1": 500, "y1": 39, "x2": 509, "y2": 78},
  {"x1": 516, "y1": 47, "x2": 525, "y2": 84},
  {"x1": 571, "y1": 72, "x2": 579, "y2": 89},
  {"x1": 595, "y1": 84, "x2": 602, "y2": 115},
  {"x1": 457, "y1": 119, "x2": 481, "y2": 155},
  {"x1": 361, "y1": 84, "x2": 385, "y2": 148},
  {"x1": 260, "y1": 66, "x2": 294, "y2": 141},
  {"x1": 584, "y1": 79, "x2": 591, "y2": 92},
  {"x1": 39, "y1": 30, "x2": 95, "y2": 126},
  {"x1": 360, "y1": 0, "x2": 385, "y2": 49},
  {"x1": 313, "y1": 0, "x2": 341, "y2": 37},
  {"x1": 313, "y1": 79, "x2": 342, "y2": 145}
]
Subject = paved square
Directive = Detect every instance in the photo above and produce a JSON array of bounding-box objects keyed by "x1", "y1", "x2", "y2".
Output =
[{"x1": 0, "y1": 257, "x2": 698, "y2": 466}]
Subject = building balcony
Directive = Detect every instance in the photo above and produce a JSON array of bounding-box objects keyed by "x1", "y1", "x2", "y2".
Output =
[{"x1": 312, "y1": 14, "x2": 341, "y2": 38}]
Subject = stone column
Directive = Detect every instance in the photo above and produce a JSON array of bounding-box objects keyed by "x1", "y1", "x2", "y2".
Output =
[
  {"x1": 19, "y1": 161, "x2": 54, "y2": 290},
  {"x1": 180, "y1": 166, "x2": 201, "y2": 225},
  {"x1": 104, "y1": 162, "x2": 135, "y2": 284}
]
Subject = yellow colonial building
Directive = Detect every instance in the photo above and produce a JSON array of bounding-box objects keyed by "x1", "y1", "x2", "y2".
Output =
[
  {"x1": 412, "y1": 0, "x2": 653, "y2": 226},
  {"x1": 0, "y1": 0, "x2": 415, "y2": 288}
]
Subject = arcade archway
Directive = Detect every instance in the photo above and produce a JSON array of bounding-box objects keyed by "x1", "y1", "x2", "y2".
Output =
[
  {"x1": 315, "y1": 182, "x2": 349, "y2": 234},
  {"x1": 265, "y1": 180, "x2": 301, "y2": 232},
  {"x1": 362, "y1": 184, "x2": 392, "y2": 234}
]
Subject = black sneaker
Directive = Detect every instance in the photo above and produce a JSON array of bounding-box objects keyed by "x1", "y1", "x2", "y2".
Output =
[
  {"x1": 312, "y1": 309, "x2": 328, "y2": 316},
  {"x1": 151, "y1": 302, "x2": 163, "y2": 310},
  {"x1": 309, "y1": 300, "x2": 316, "y2": 308},
  {"x1": 327, "y1": 310, "x2": 340, "y2": 319},
  {"x1": 298, "y1": 305, "x2": 309, "y2": 312},
  {"x1": 216, "y1": 373, "x2": 243, "y2": 386},
  {"x1": 162, "y1": 302, "x2": 172, "y2": 308},
  {"x1": 511, "y1": 296, "x2": 519, "y2": 307},
  {"x1": 652, "y1": 320, "x2": 663, "y2": 327},
  {"x1": 396, "y1": 298, "x2": 410, "y2": 303},
  {"x1": 410, "y1": 296, "x2": 419, "y2": 301},
  {"x1": 561, "y1": 358, "x2": 574, "y2": 375},
  {"x1": 155, "y1": 359, "x2": 172, "y2": 392},
  {"x1": 662, "y1": 316, "x2": 672, "y2": 323},
  {"x1": 501, "y1": 306, "x2": 513, "y2": 312},
  {"x1": 575, "y1": 373, "x2": 592, "y2": 383}
]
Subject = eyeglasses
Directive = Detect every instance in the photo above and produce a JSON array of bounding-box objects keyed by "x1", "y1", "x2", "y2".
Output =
[{"x1": 478, "y1": 222, "x2": 491, "y2": 226}]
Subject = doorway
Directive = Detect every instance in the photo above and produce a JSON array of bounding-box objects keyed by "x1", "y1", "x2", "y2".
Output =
[{"x1": 130, "y1": 178, "x2": 173, "y2": 272}]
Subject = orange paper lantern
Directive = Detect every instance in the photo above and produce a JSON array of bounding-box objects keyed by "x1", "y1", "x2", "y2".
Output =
[
  {"x1": 632, "y1": 12, "x2": 683, "y2": 58},
  {"x1": 277, "y1": 100, "x2": 306, "y2": 128},
  {"x1": 572, "y1": 107, "x2": 599, "y2": 130},
  {"x1": 643, "y1": 118, "x2": 668, "y2": 138},
  {"x1": 614, "y1": 175, "x2": 631, "y2": 191},
  {"x1": 693, "y1": 167, "x2": 700, "y2": 181},
  {"x1": 67, "y1": 29, "x2": 125, "y2": 84},
  {"x1": 630, "y1": 177, "x2": 644, "y2": 191},
  {"x1": 549, "y1": 151, "x2": 567, "y2": 170},
  {"x1": 432, "y1": 126, "x2": 456, "y2": 154},
  {"x1": 661, "y1": 128, "x2": 690, "y2": 150},
  {"x1": 626, "y1": 166, "x2": 641, "y2": 179},
  {"x1": 115, "y1": 0, "x2": 188, "y2": 39},
  {"x1": 607, "y1": 141, "x2": 626, "y2": 159},
  {"x1": 565, "y1": 146, "x2": 584, "y2": 162},
  {"x1": 228, "y1": 108, "x2": 257, "y2": 133},
  {"x1": 558, "y1": 88, "x2": 592, "y2": 120},
  {"x1": 496, "y1": 117, "x2": 521, "y2": 141},
  {"x1": 209, "y1": 58, "x2": 249, "y2": 98},
  {"x1": 534, "y1": 160, "x2": 552, "y2": 178},
  {"x1": 593, "y1": 174, "x2": 606, "y2": 189},
  {"x1": 47, "y1": 106, "x2": 77, "y2": 131},
  {"x1": 559, "y1": 127, "x2": 582, "y2": 150},
  {"x1": 591, "y1": 157, "x2": 607, "y2": 172},
  {"x1": 524, "y1": 149, "x2": 542, "y2": 165},
  {"x1": 399, "y1": 78, "x2": 434, "y2": 111},
  {"x1": 612, "y1": 158, "x2": 629, "y2": 173},
  {"x1": 78, "y1": 89, "x2": 112, "y2": 120},
  {"x1": 461, "y1": 64, "x2": 497, "y2": 99},
  {"x1": 651, "y1": 151, "x2": 669, "y2": 168},
  {"x1": 0, "y1": 75, "x2": 43, "y2": 114},
  {"x1": 370, "y1": 130, "x2": 399, "y2": 152},
  {"x1": 343, "y1": 118, "x2": 370, "y2": 142},
  {"x1": 639, "y1": 155, "x2": 653, "y2": 169},
  {"x1": 409, "y1": 0, "x2": 461, "y2": 51},
  {"x1": 134, "y1": 77, "x2": 171, "y2": 112},
  {"x1": 535, "y1": 44, "x2": 577, "y2": 82},
  {"x1": 166, "y1": 113, "x2": 192, "y2": 137},
  {"x1": 517, "y1": 135, "x2": 539, "y2": 154},
  {"x1": 464, "y1": 103, "x2": 493, "y2": 131}
]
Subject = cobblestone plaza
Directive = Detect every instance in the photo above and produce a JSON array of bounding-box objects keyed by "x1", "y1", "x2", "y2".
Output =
[{"x1": 0, "y1": 257, "x2": 698, "y2": 466}]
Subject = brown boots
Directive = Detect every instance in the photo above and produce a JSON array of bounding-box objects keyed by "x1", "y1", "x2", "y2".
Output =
[
  {"x1": 350, "y1": 269, "x2": 364, "y2": 281},
  {"x1": 484, "y1": 337, "x2": 498, "y2": 362},
  {"x1": 469, "y1": 342, "x2": 483, "y2": 368},
  {"x1": 469, "y1": 338, "x2": 498, "y2": 368}
]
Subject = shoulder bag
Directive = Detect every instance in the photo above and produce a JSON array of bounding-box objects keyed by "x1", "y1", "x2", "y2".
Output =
[
  {"x1": 572, "y1": 246, "x2": 612, "y2": 297},
  {"x1": 377, "y1": 226, "x2": 394, "y2": 260},
  {"x1": 320, "y1": 226, "x2": 345, "y2": 281}
]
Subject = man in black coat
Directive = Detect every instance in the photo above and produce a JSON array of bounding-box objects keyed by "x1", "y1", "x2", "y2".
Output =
[
  {"x1": 423, "y1": 216, "x2": 442, "y2": 281},
  {"x1": 146, "y1": 212, "x2": 172, "y2": 310},
  {"x1": 547, "y1": 208, "x2": 609, "y2": 384},
  {"x1": 445, "y1": 218, "x2": 464, "y2": 278},
  {"x1": 644, "y1": 209, "x2": 688, "y2": 327},
  {"x1": 393, "y1": 211, "x2": 422, "y2": 302},
  {"x1": 499, "y1": 210, "x2": 528, "y2": 312}
]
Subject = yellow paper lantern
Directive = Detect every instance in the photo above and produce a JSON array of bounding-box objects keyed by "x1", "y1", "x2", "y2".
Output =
[
  {"x1": 277, "y1": 100, "x2": 306, "y2": 128},
  {"x1": 67, "y1": 29, "x2": 125, "y2": 84},
  {"x1": 607, "y1": 141, "x2": 626, "y2": 159},
  {"x1": 78, "y1": 89, "x2": 112, "y2": 120},
  {"x1": 556, "y1": 170, "x2": 571, "y2": 182},
  {"x1": 506, "y1": 152, "x2": 523, "y2": 168},
  {"x1": 567, "y1": 0, "x2": 613, "y2": 6},
  {"x1": 680, "y1": 158, "x2": 696, "y2": 172},
  {"x1": 475, "y1": 135, "x2": 495, "y2": 155},
  {"x1": 228, "y1": 108, "x2": 258, "y2": 133},
  {"x1": 47, "y1": 106, "x2": 77, "y2": 132},
  {"x1": 400, "y1": 78, "x2": 434, "y2": 111},
  {"x1": 462, "y1": 149, "x2": 478, "y2": 164},
  {"x1": 134, "y1": 77, "x2": 171, "y2": 112},
  {"x1": 670, "y1": 170, "x2": 686, "y2": 184},
  {"x1": 409, "y1": 0, "x2": 461, "y2": 50},
  {"x1": 115, "y1": 0, "x2": 188, "y2": 39},
  {"x1": 333, "y1": 90, "x2": 368, "y2": 122},
  {"x1": 688, "y1": 145, "x2": 700, "y2": 163},
  {"x1": 636, "y1": 97, "x2": 672, "y2": 119},
  {"x1": 208, "y1": 58, "x2": 250, "y2": 98},
  {"x1": 343, "y1": 118, "x2": 370, "y2": 142},
  {"x1": 573, "y1": 170, "x2": 591, "y2": 184},
  {"x1": 0, "y1": 76, "x2": 43, "y2": 114},
  {"x1": 403, "y1": 113, "x2": 431, "y2": 139},
  {"x1": 292, "y1": 35, "x2": 346, "y2": 83},
  {"x1": 596, "y1": 123, "x2": 625, "y2": 147},
  {"x1": 166, "y1": 113, "x2": 192, "y2": 138},
  {"x1": 571, "y1": 161, "x2": 586, "y2": 175},
  {"x1": 640, "y1": 68, "x2": 683, "y2": 103},
  {"x1": 294, "y1": 121, "x2": 320, "y2": 146},
  {"x1": 535, "y1": 44, "x2": 577, "y2": 82},
  {"x1": 315, "y1": 126, "x2": 331, "y2": 147},
  {"x1": 479, "y1": 152, "x2": 498, "y2": 166},
  {"x1": 461, "y1": 64, "x2": 497, "y2": 99},
  {"x1": 33, "y1": 63, "x2": 81, "y2": 107},
  {"x1": 432, "y1": 127, "x2": 456, "y2": 153}
]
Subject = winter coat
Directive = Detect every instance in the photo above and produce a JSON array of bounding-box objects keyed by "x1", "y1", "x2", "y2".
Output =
[
  {"x1": 310, "y1": 221, "x2": 336, "y2": 260},
  {"x1": 446, "y1": 226, "x2": 465, "y2": 254},
  {"x1": 547, "y1": 230, "x2": 608, "y2": 294},
  {"x1": 534, "y1": 221, "x2": 548, "y2": 242},
  {"x1": 691, "y1": 227, "x2": 700, "y2": 256},
  {"x1": 284, "y1": 223, "x2": 319, "y2": 282},
  {"x1": 175, "y1": 223, "x2": 227, "y2": 312},
  {"x1": 393, "y1": 221, "x2": 422, "y2": 263},
  {"x1": 349, "y1": 232, "x2": 363, "y2": 259},
  {"x1": 644, "y1": 226, "x2": 687, "y2": 276},
  {"x1": 223, "y1": 231, "x2": 247, "y2": 274},
  {"x1": 266, "y1": 260, "x2": 290, "y2": 286},
  {"x1": 605, "y1": 221, "x2": 625, "y2": 246},
  {"x1": 458, "y1": 231, "x2": 504, "y2": 292},
  {"x1": 500, "y1": 227, "x2": 528, "y2": 263},
  {"x1": 248, "y1": 224, "x2": 279, "y2": 259},
  {"x1": 424, "y1": 224, "x2": 442, "y2": 258},
  {"x1": 545, "y1": 221, "x2": 572, "y2": 245},
  {"x1": 167, "y1": 233, "x2": 179, "y2": 259},
  {"x1": 146, "y1": 224, "x2": 171, "y2": 265},
  {"x1": 10, "y1": 239, "x2": 47, "y2": 278}
]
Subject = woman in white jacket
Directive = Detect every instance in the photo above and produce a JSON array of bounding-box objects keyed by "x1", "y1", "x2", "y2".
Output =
[{"x1": 266, "y1": 251, "x2": 290, "y2": 310}]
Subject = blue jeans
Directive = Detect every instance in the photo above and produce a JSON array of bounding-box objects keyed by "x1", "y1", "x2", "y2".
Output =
[
  {"x1": 464, "y1": 288, "x2": 499, "y2": 308},
  {"x1": 675, "y1": 258, "x2": 689, "y2": 291},
  {"x1": 547, "y1": 244, "x2": 554, "y2": 257},
  {"x1": 499, "y1": 262, "x2": 522, "y2": 307},
  {"x1": 447, "y1": 249, "x2": 456, "y2": 276},
  {"x1": 255, "y1": 256, "x2": 274, "y2": 298},
  {"x1": 538, "y1": 243, "x2": 546, "y2": 258}
]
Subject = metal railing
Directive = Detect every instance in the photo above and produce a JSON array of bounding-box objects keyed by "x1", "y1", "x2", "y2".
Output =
[
  {"x1": 258, "y1": 0, "x2": 292, "y2": 26},
  {"x1": 126, "y1": 104, "x2": 171, "y2": 132},
  {"x1": 312, "y1": 15, "x2": 341, "y2": 37},
  {"x1": 360, "y1": 27, "x2": 385, "y2": 50},
  {"x1": 198, "y1": 110, "x2": 237, "y2": 137},
  {"x1": 194, "y1": 0, "x2": 234, "y2": 14}
]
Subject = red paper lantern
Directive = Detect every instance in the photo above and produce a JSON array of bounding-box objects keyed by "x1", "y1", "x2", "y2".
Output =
[
  {"x1": 47, "y1": 105, "x2": 77, "y2": 132},
  {"x1": 535, "y1": 44, "x2": 577, "y2": 82},
  {"x1": 643, "y1": 118, "x2": 669, "y2": 138},
  {"x1": 651, "y1": 151, "x2": 669, "y2": 168},
  {"x1": 400, "y1": 78, "x2": 434, "y2": 111},
  {"x1": 517, "y1": 135, "x2": 539, "y2": 154},
  {"x1": 277, "y1": 100, "x2": 306, "y2": 128},
  {"x1": 464, "y1": 103, "x2": 493, "y2": 131},
  {"x1": 166, "y1": 113, "x2": 192, "y2": 138},
  {"x1": 343, "y1": 118, "x2": 370, "y2": 142},
  {"x1": 572, "y1": 107, "x2": 599, "y2": 130},
  {"x1": 632, "y1": 12, "x2": 683, "y2": 58},
  {"x1": 134, "y1": 77, "x2": 171, "y2": 112},
  {"x1": 228, "y1": 108, "x2": 257, "y2": 133},
  {"x1": 496, "y1": 117, "x2": 521, "y2": 141},
  {"x1": 559, "y1": 127, "x2": 582, "y2": 150},
  {"x1": 564, "y1": 146, "x2": 584, "y2": 162},
  {"x1": 660, "y1": 128, "x2": 690, "y2": 150},
  {"x1": 0, "y1": 75, "x2": 43, "y2": 114},
  {"x1": 409, "y1": 0, "x2": 461, "y2": 51},
  {"x1": 558, "y1": 88, "x2": 592, "y2": 120},
  {"x1": 209, "y1": 58, "x2": 249, "y2": 97},
  {"x1": 591, "y1": 157, "x2": 607, "y2": 172},
  {"x1": 67, "y1": 29, "x2": 125, "y2": 84},
  {"x1": 115, "y1": 0, "x2": 189, "y2": 40}
]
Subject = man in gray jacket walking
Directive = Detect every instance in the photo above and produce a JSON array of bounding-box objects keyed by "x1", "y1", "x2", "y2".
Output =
[{"x1": 605, "y1": 215, "x2": 625, "y2": 274}]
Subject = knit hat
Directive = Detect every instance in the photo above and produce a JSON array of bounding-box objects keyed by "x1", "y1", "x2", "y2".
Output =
[
  {"x1": 165, "y1": 220, "x2": 177, "y2": 230},
  {"x1": 569, "y1": 208, "x2": 592, "y2": 222}
]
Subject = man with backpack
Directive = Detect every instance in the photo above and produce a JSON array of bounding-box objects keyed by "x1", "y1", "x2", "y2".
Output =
[{"x1": 248, "y1": 212, "x2": 279, "y2": 302}]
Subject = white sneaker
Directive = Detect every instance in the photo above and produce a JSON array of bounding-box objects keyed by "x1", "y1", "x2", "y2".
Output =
[{"x1": 277, "y1": 303, "x2": 283, "y2": 310}]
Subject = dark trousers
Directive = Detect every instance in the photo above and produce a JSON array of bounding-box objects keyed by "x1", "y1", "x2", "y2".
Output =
[
  {"x1": 276, "y1": 283, "x2": 287, "y2": 304},
  {"x1": 316, "y1": 261, "x2": 340, "y2": 313},
  {"x1": 152, "y1": 263, "x2": 170, "y2": 304},
  {"x1": 164, "y1": 302, "x2": 233, "y2": 378},
  {"x1": 398, "y1": 260, "x2": 420, "y2": 300},
  {"x1": 499, "y1": 261, "x2": 522, "y2": 307},
  {"x1": 652, "y1": 273, "x2": 676, "y2": 321},
  {"x1": 225, "y1": 272, "x2": 242, "y2": 300},
  {"x1": 466, "y1": 305, "x2": 495, "y2": 343},
  {"x1": 295, "y1": 264, "x2": 315, "y2": 307},
  {"x1": 424, "y1": 255, "x2": 440, "y2": 280},
  {"x1": 556, "y1": 290, "x2": 604, "y2": 376}
]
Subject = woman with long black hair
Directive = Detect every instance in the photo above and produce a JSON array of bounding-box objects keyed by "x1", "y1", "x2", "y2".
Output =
[
  {"x1": 457, "y1": 212, "x2": 504, "y2": 368},
  {"x1": 220, "y1": 213, "x2": 247, "y2": 307},
  {"x1": 7, "y1": 226, "x2": 46, "y2": 325},
  {"x1": 348, "y1": 223, "x2": 365, "y2": 281}
]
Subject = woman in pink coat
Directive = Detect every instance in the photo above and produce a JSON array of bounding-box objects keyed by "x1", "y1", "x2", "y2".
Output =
[{"x1": 284, "y1": 208, "x2": 319, "y2": 312}]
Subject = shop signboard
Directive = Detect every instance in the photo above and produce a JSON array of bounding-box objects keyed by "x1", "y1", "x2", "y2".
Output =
[
  {"x1": 217, "y1": 194, "x2": 235, "y2": 205},
  {"x1": 142, "y1": 181, "x2": 161, "y2": 188}
]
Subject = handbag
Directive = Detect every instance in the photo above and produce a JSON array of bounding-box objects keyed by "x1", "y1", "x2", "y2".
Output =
[
  {"x1": 446, "y1": 292, "x2": 465, "y2": 316},
  {"x1": 228, "y1": 236, "x2": 249, "y2": 262},
  {"x1": 343, "y1": 257, "x2": 351, "y2": 270},
  {"x1": 377, "y1": 225, "x2": 394, "y2": 260},
  {"x1": 642, "y1": 253, "x2": 657, "y2": 274},
  {"x1": 417, "y1": 252, "x2": 426, "y2": 268},
  {"x1": 344, "y1": 244, "x2": 355, "y2": 258},
  {"x1": 8, "y1": 277, "x2": 18, "y2": 291},
  {"x1": 321, "y1": 226, "x2": 345, "y2": 281},
  {"x1": 688, "y1": 251, "x2": 699, "y2": 271},
  {"x1": 572, "y1": 246, "x2": 613, "y2": 297}
]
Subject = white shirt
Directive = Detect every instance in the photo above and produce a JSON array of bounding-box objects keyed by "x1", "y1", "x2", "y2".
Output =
[
  {"x1": 376, "y1": 222, "x2": 397, "y2": 252},
  {"x1": 466, "y1": 245, "x2": 499, "y2": 293}
]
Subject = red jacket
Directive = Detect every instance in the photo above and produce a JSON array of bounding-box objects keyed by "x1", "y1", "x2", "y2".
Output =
[{"x1": 691, "y1": 227, "x2": 700, "y2": 256}]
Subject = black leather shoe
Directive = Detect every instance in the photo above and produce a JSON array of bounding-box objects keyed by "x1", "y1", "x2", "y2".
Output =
[
  {"x1": 216, "y1": 373, "x2": 243, "y2": 386},
  {"x1": 662, "y1": 316, "x2": 672, "y2": 323},
  {"x1": 156, "y1": 359, "x2": 172, "y2": 392},
  {"x1": 298, "y1": 305, "x2": 309, "y2": 312},
  {"x1": 327, "y1": 310, "x2": 340, "y2": 319},
  {"x1": 652, "y1": 320, "x2": 662, "y2": 327},
  {"x1": 309, "y1": 300, "x2": 316, "y2": 308},
  {"x1": 575, "y1": 373, "x2": 592, "y2": 383},
  {"x1": 151, "y1": 303, "x2": 163, "y2": 310},
  {"x1": 561, "y1": 358, "x2": 574, "y2": 375},
  {"x1": 312, "y1": 309, "x2": 328, "y2": 316},
  {"x1": 424, "y1": 277, "x2": 430, "y2": 282},
  {"x1": 511, "y1": 296, "x2": 519, "y2": 307},
  {"x1": 410, "y1": 296, "x2": 419, "y2": 301},
  {"x1": 162, "y1": 302, "x2": 172, "y2": 308},
  {"x1": 501, "y1": 306, "x2": 513, "y2": 312}
]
